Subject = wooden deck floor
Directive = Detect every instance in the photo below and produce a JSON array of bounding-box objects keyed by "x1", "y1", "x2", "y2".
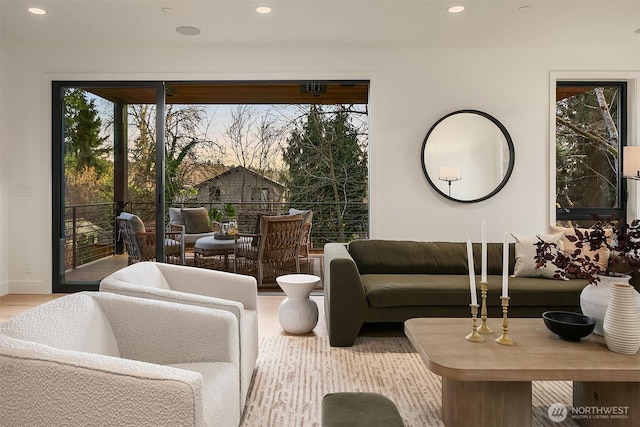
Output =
[{"x1": 63, "y1": 253, "x2": 324, "y2": 290}]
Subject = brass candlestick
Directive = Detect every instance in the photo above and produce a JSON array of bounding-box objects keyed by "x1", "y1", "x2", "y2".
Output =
[
  {"x1": 465, "y1": 304, "x2": 484, "y2": 342},
  {"x1": 495, "y1": 296, "x2": 515, "y2": 345},
  {"x1": 477, "y1": 281, "x2": 493, "y2": 334}
]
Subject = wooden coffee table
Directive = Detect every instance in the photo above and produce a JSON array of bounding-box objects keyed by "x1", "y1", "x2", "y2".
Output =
[{"x1": 404, "y1": 317, "x2": 640, "y2": 427}]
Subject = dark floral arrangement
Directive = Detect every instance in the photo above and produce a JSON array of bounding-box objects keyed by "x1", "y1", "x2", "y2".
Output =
[{"x1": 534, "y1": 216, "x2": 640, "y2": 284}]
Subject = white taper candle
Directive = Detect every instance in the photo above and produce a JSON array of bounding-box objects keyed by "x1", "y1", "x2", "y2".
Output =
[
  {"x1": 467, "y1": 239, "x2": 478, "y2": 305},
  {"x1": 481, "y1": 220, "x2": 487, "y2": 282},
  {"x1": 502, "y1": 231, "x2": 509, "y2": 297}
]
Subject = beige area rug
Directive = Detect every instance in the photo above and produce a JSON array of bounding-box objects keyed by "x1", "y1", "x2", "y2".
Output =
[{"x1": 241, "y1": 336, "x2": 579, "y2": 427}]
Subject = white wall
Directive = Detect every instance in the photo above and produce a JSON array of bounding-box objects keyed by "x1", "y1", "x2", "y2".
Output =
[
  {"x1": 1, "y1": 39, "x2": 639, "y2": 294},
  {"x1": 0, "y1": 42, "x2": 8, "y2": 296}
]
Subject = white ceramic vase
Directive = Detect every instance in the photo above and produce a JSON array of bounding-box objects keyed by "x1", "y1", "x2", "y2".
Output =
[
  {"x1": 603, "y1": 283, "x2": 640, "y2": 354},
  {"x1": 579, "y1": 275, "x2": 639, "y2": 335}
]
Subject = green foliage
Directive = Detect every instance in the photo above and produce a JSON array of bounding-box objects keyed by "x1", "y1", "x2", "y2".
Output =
[
  {"x1": 556, "y1": 86, "x2": 620, "y2": 210},
  {"x1": 64, "y1": 88, "x2": 110, "y2": 176},
  {"x1": 63, "y1": 89, "x2": 112, "y2": 205},
  {"x1": 128, "y1": 104, "x2": 217, "y2": 203},
  {"x1": 283, "y1": 105, "x2": 368, "y2": 244},
  {"x1": 209, "y1": 207, "x2": 223, "y2": 224},
  {"x1": 223, "y1": 203, "x2": 236, "y2": 219}
]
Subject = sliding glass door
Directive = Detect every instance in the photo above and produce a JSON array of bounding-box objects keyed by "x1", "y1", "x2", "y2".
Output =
[{"x1": 52, "y1": 82, "x2": 165, "y2": 292}]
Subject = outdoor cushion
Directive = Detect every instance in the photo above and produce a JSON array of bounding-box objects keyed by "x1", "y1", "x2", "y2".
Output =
[
  {"x1": 119, "y1": 212, "x2": 146, "y2": 234},
  {"x1": 181, "y1": 208, "x2": 210, "y2": 234}
]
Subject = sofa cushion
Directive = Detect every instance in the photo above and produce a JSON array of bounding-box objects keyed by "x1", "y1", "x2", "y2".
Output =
[
  {"x1": 362, "y1": 274, "x2": 586, "y2": 308},
  {"x1": 182, "y1": 208, "x2": 210, "y2": 234},
  {"x1": 348, "y1": 240, "x2": 514, "y2": 275}
]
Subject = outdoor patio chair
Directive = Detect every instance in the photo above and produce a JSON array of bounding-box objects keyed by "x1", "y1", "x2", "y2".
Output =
[
  {"x1": 234, "y1": 213, "x2": 304, "y2": 287},
  {"x1": 117, "y1": 212, "x2": 185, "y2": 265},
  {"x1": 289, "y1": 208, "x2": 314, "y2": 270},
  {"x1": 168, "y1": 207, "x2": 216, "y2": 248}
]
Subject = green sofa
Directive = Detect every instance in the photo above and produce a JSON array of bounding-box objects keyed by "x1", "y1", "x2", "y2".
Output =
[{"x1": 324, "y1": 239, "x2": 590, "y2": 347}]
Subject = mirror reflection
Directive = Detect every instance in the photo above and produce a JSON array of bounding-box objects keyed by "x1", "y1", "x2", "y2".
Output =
[{"x1": 421, "y1": 110, "x2": 514, "y2": 203}]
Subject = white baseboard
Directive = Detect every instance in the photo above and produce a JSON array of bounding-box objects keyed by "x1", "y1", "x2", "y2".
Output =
[
  {"x1": 8, "y1": 280, "x2": 51, "y2": 294},
  {"x1": 0, "y1": 280, "x2": 8, "y2": 297}
]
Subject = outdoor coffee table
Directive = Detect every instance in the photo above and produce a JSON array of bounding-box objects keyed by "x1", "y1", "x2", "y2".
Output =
[
  {"x1": 193, "y1": 235, "x2": 235, "y2": 271},
  {"x1": 404, "y1": 317, "x2": 639, "y2": 427}
]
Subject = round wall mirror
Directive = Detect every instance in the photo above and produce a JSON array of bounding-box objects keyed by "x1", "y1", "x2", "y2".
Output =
[{"x1": 421, "y1": 110, "x2": 515, "y2": 203}]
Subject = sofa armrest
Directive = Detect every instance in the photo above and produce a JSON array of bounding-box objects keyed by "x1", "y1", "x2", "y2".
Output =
[
  {"x1": 0, "y1": 335, "x2": 205, "y2": 427},
  {"x1": 155, "y1": 263, "x2": 258, "y2": 311},
  {"x1": 94, "y1": 292, "x2": 240, "y2": 366},
  {"x1": 323, "y1": 243, "x2": 368, "y2": 347}
]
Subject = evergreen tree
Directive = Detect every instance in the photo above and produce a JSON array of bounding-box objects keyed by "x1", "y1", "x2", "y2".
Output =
[
  {"x1": 283, "y1": 105, "x2": 368, "y2": 244},
  {"x1": 63, "y1": 88, "x2": 111, "y2": 205},
  {"x1": 64, "y1": 88, "x2": 109, "y2": 175}
]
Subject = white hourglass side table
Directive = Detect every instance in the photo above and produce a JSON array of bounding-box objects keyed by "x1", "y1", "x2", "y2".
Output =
[{"x1": 276, "y1": 274, "x2": 320, "y2": 334}]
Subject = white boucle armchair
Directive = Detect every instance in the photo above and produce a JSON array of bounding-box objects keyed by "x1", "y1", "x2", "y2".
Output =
[
  {"x1": 99, "y1": 261, "x2": 258, "y2": 411},
  {"x1": 0, "y1": 291, "x2": 240, "y2": 427}
]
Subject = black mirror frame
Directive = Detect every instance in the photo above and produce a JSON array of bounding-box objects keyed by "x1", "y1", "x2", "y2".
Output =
[{"x1": 420, "y1": 109, "x2": 515, "y2": 203}]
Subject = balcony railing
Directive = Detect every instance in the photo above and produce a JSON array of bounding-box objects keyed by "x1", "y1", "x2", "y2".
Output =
[{"x1": 64, "y1": 201, "x2": 368, "y2": 271}]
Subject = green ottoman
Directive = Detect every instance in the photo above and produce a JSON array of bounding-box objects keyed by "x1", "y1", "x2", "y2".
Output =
[{"x1": 321, "y1": 392, "x2": 404, "y2": 427}]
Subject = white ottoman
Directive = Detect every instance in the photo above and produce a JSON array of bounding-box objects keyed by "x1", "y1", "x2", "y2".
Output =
[{"x1": 276, "y1": 274, "x2": 320, "y2": 334}]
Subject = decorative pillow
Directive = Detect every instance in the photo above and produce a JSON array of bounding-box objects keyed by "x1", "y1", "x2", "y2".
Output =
[
  {"x1": 550, "y1": 225, "x2": 611, "y2": 272},
  {"x1": 181, "y1": 207, "x2": 210, "y2": 234},
  {"x1": 289, "y1": 208, "x2": 313, "y2": 224},
  {"x1": 511, "y1": 232, "x2": 568, "y2": 280},
  {"x1": 169, "y1": 207, "x2": 184, "y2": 225},
  {"x1": 119, "y1": 212, "x2": 146, "y2": 234}
]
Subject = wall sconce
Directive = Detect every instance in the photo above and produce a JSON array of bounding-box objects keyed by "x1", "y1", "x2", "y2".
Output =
[
  {"x1": 623, "y1": 146, "x2": 640, "y2": 180},
  {"x1": 438, "y1": 166, "x2": 461, "y2": 196}
]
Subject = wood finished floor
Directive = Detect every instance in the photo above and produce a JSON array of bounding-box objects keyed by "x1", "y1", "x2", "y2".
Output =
[{"x1": 0, "y1": 293, "x2": 328, "y2": 338}]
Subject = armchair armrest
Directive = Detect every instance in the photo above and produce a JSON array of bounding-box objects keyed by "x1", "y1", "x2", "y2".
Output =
[
  {"x1": 155, "y1": 263, "x2": 258, "y2": 311},
  {"x1": 0, "y1": 335, "x2": 205, "y2": 427},
  {"x1": 95, "y1": 293, "x2": 239, "y2": 365}
]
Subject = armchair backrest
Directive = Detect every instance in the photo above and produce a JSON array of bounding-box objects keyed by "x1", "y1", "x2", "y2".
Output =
[
  {"x1": 257, "y1": 214, "x2": 304, "y2": 263},
  {"x1": 0, "y1": 293, "x2": 120, "y2": 357},
  {"x1": 118, "y1": 213, "x2": 185, "y2": 265},
  {"x1": 101, "y1": 261, "x2": 172, "y2": 290},
  {"x1": 117, "y1": 215, "x2": 145, "y2": 263}
]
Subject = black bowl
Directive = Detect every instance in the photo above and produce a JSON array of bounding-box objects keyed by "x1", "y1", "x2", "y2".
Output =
[{"x1": 542, "y1": 311, "x2": 596, "y2": 341}]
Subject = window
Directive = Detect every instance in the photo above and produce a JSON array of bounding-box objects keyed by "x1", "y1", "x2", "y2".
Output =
[
  {"x1": 555, "y1": 82, "x2": 627, "y2": 226},
  {"x1": 251, "y1": 188, "x2": 268, "y2": 202},
  {"x1": 209, "y1": 186, "x2": 221, "y2": 201}
]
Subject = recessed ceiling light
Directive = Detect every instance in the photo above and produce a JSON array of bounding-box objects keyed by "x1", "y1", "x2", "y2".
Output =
[
  {"x1": 162, "y1": 7, "x2": 173, "y2": 13},
  {"x1": 518, "y1": 6, "x2": 532, "y2": 12},
  {"x1": 28, "y1": 7, "x2": 46, "y2": 15},
  {"x1": 256, "y1": 6, "x2": 272, "y2": 14},
  {"x1": 176, "y1": 26, "x2": 201, "y2": 36},
  {"x1": 447, "y1": 6, "x2": 465, "y2": 14}
]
